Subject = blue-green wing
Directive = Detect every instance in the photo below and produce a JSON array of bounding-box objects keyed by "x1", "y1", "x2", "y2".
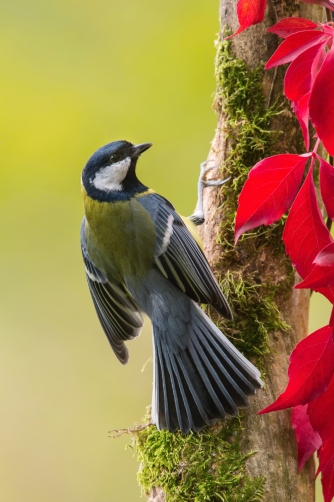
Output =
[
  {"x1": 81, "y1": 219, "x2": 143, "y2": 364},
  {"x1": 136, "y1": 193, "x2": 232, "y2": 319}
]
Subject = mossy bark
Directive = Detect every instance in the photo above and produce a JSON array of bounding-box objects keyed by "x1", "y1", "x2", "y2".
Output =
[
  {"x1": 200, "y1": 1, "x2": 324, "y2": 501},
  {"x1": 136, "y1": 1, "x2": 325, "y2": 501}
]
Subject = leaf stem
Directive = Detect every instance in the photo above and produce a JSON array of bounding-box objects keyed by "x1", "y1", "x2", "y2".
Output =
[
  {"x1": 312, "y1": 138, "x2": 321, "y2": 155},
  {"x1": 326, "y1": 216, "x2": 332, "y2": 232},
  {"x1": 326, "y1": 8, "x2": 333, "y2": 23}
]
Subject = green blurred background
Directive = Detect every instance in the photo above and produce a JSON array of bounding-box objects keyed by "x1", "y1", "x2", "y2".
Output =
[{"x1": 0, "y1": 1, "x2": 329, "y2": 500}]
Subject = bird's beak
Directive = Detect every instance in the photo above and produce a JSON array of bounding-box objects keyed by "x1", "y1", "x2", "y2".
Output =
[{"x1": 132, "y1": 143, "x2": 153, "y2": 157}]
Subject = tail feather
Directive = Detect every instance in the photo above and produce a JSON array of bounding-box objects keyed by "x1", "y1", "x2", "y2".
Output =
[
  {"x1": 193, "y1": 335, "x2": 244, "y2": 412},
  {"x1": 155, "y1": 339, "x2": 176, "y2": 431},
  {"x1": 152, "y1": 303, "x2": 263, "y2": 434},
  {"x1": 188, "y1": 340, "x2": 233, "y2": 417},
  {"x1": 172, "y1": 347, "x2": 215, "y2": 430},
  {"x1": 165, "y1": 349, "x2": 199, "y2": 433},
  {"x1": 155, "y1": 338, "x2": 211, "y2": 432},
  {"x1": 197, "y1": 326, "x2": 258, "y2": 400},
  {"x1": 171, "y1": 355, "x2": 207, "y2": 432}
]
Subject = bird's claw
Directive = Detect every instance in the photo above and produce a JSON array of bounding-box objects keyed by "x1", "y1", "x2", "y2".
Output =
[
  {"x1": 199, "y1": 160, "x2": 230, "y2": 188},
  {"x1": 188, "y1": 160, "x2": 231, "y2": 226},
  {"x1": 200, "y1": 160, "x2": 217, "y2": 176},
  {"x1": 203, "y1": 178, "x2": 231, "y2": 188}
]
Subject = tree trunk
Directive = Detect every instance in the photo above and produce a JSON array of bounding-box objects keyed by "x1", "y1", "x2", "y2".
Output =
[
  {"x1": 199, "y1": 1, "x2": 325, "y2": 501},
  {"x1": 136, "y1": 1, "x2": 325, "y2": 501}
]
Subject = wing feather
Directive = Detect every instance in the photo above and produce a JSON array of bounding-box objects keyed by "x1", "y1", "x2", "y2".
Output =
[
  {"x1": 81, "y1": 219, "x2": 143, "y2": 364},
  {"x1": 136, "y1": 194, "x2": 232, "y2": 319}
]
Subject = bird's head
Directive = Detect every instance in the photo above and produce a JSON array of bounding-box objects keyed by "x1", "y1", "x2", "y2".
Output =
[{"x1": 82, "y1": 140, "x2": 152, "y2": 200}]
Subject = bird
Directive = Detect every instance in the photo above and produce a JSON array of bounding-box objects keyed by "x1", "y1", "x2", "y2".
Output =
[{"x1": 80, "y1": 140, "x2": 263, "y2": 434}]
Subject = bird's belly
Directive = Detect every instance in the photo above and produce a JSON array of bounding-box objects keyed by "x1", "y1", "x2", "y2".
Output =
[{"x1": 84, "y1": 197, "x2": 156, "y2": 282}]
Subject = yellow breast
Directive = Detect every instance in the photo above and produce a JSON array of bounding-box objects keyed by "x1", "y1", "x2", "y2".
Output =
[{"x1": 82, "y1": 187, "x2": 156, "y2": 282}]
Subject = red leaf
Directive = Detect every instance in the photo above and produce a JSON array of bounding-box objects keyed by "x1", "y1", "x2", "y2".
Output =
[
  {"x1": 265, "y1": 30, "x2": 329, "y2": 69},
  {"x1": 309, "y1": 374, "x2": 334, "y2": 471},
  {"x1": 309, "y1": 45, "x2": 334, "y2": 156},
  {"x1": 314, "y1": 243, "x2": 334, "y2": 267},
  {"x1": 317, "y1": 288, "x2": 334, "y2": 306},
  {"x1": 292, "y1": 405, "x2": 322, "y2": 472},
  {"x1": 319, "y1": 156, "x2": 334, "y2": 221},
  {"x1": 234, "y1": 154, "x2": 309, "y2": 243},
  {"x1": 321, "y1": 458, "x2": 334, "y2": 502},
  {"x1": 324, "y1": 24, "x2": 334, "y2": 36},
  {"x1": 300, "y1": 0, "x2": 334, "y2": 11},
  {"x1": 293, "y1": 92, "x2": 311, "y2": 151},
  {"x1": 268, "y1": 18, "x2": 319, "y2": 38},
  {"x1": 259, "y1": 325, "x2": 334, "y2": 413},
  {"x1": 330, "y1": 306, "x2": 334, "y2": 328},
  {"x1": 296, "y1": 242, "x2": 334, "y2": 289},
  {"x1": 227, "y1": 0, "x2": 267, "y2": 38},
  {"x1": 296, "y1": 265, "x2": 334, "y2": 289},
  {"x1": 284, "y1": 42, "x2": 327, "y2": 102},
  {"x1": 283, "y1": 167, "x2": 333, "y2": 278}
]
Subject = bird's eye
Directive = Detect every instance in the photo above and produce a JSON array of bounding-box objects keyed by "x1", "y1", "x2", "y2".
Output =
[{"x1": 110, "y1": 154, "x2": 117, "y2": 162}]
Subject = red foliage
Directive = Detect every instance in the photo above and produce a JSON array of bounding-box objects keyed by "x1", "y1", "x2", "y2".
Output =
[
  {"x1": 231, "y1": 0, "x2": 334, "y2": 38},
  {"x1": 265, "y1": 30, "x2": 330, "y2": 69},
  {"x1": 268, "y1": 18, "x2": 319, "y2": 38},
  {"x1": 235, "y1": 154, "x2": 309, "y2": 243},
  {"x1": 232, "y1": 6, "x2": 334, "y2": 500},
  {"x1": 282, "y1": 166, "x2": 333, "y2": 279},
  {"x1": 301, "y1": 0, "x2": 334, "y2": 10},
  {"x1": 296, "y1": 242, "x2": 334, "y2": 289},
  {"x1": 284, "y1": 43, "x2": 325, "y2": 102},
  {"x1": 314, "y1": 243, "x2": 334, "y2": 267},
  {"x1": 319, "y1": 156, "x2": 334, "y2": 221},
  {"x1": 293, "y1": 92, "x2": 312, "y2": 150},
  {"x1": 320, "y1": 459, "x2": 334, "y2": 502},
  {"x1": 309, "y1": 45, "x2": 334, "y2": 156},
  {"x1": 284, "y1": 43, "x2": 327, "y2": 149},
  {"x1": 259, "y1": 325, "x2": 334, "y2": 413},
  {"x1": 264, "y1": 20, "x2": 334, "y2": 154},
  {"x1": 229, "y1": 0, "x2": 267, "y2": 37},
  {"x1": 330, "y1": 307, "x2": 334, "y2": 328},
  {"x1": 308, "y1": 374, "x2": 334, "y2": 471},
  {"x1": 291, "y1": 405, "x2": 322, "y2": 472}
]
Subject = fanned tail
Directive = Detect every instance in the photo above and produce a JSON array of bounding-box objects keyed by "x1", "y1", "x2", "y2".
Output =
[{"x1": 151, "y1": 303, "x2": 263, "y2": 434}]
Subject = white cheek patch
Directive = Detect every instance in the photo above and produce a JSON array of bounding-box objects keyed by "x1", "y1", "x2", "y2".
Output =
[{"x1": 92, "y1": 157, "x2": 131, "y2": 192}]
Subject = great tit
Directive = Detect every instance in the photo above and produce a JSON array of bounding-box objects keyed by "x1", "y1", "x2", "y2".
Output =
[{"x1": 81, "y1": 140, "x2": 263, "y2": 434}]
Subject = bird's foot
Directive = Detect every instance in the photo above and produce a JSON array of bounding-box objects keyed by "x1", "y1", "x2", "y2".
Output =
[{"x1": 188, "y1": 160, "x2": 230, "y2": 226}]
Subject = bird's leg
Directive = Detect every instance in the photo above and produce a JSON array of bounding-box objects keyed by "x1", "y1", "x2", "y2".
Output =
[{"x1": 188, "y1": 160, "x2": 230, "y2": 226}]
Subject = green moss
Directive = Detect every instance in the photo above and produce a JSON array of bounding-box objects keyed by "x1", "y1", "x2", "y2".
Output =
[
  {"x1": 133, "y1": 37, "x2": 293, "y2": 501},
  {"x1": 214, "y1": 37, "x2": 283, "y2": 263},
  {"x1": 212, "y1": 271, "x2": 290, "y2": 376},
  {"x1": 134, "y1": 418, "x2": 265, "y2": 501}
]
